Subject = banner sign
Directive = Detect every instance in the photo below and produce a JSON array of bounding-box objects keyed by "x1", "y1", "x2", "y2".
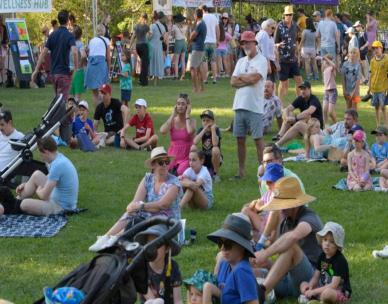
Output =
[
  {"x1": 172, "y1": 0, "x2": 231, "y2": 7},
  {"x1": 247, "y1": 0, "x2": 289, "y2": 3},
  {"x1": 0, "y1": 0, "x2": 52, "y2": 13},
  {"x1": 153, "y1": 0, "x2": 173, "y2": 15},
  {"x1": 291, "y1": 0, "x2": 338, "y2": 5}
]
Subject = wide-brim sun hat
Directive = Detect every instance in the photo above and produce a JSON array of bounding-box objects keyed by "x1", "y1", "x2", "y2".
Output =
[
  {"x1": 283, "y1": 5, "x2": 294, "y2": 15},
  {"x1": 316, "y1": 221, "x2": 345, "y2": 250},
  {"x1": 183, "y1": 269, "x2": 217, "y2": 292},
  {"x1": 260, "y1": 176, "x2": 316, "y2": 212},
  {"x1": 353, "y1": 130, "x2": 366, "y2": 142},
  {"x1": 134, "y1": 224, "x2": 181, "y2": 256},
  {"x1": 207, "y1": 213, "x2": 255, "y2": 258},
  {"x1": 144, "y1": 146, "x2": 175, "y2": 168}
]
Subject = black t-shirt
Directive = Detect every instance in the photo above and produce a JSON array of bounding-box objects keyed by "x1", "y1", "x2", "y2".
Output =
[
  {"x1": 317, "y1": 251, "x2": 352, "y2": 296},
  {"x1": 292, "y1": 94, "x2": 324, "y2": 128},
  {"x1": 45, "y1": 26, "x2": 76, "y2": 75},
  {"x1": 94, "y1": 98, "x2": 123, "y2": 133},
  {"x1": 280, "y1": 206, "x2": 323, "y2": 266},
  {"x1": 196, "y1": 126, "x2": 221, "y2": 155}
]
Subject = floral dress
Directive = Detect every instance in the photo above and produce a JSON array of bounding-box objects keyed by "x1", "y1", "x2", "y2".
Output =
[{"x1": 347, "y1": 152, "x2": 372, "y2": 190}]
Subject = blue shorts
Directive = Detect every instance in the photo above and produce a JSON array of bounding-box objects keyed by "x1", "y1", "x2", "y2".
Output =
[
  {"x1": 324, "y1": 88, "x2": 338, "y2": 104},
  {"x1": 233, "y1": 110, "x2": 264, "y2": 139},
  {"x1": 205, "y1": 191, "x2": 214, "y2": 209},
  {"x1": 371, "y1": 92, "x2": 388, "y2": 108},
  {"x1": 121, "y1": 89, "x2": 131, "y2": 102},
  {"x1": 216, "y1": 49, "x2": 227, "y2": 58},
  {"x1": 274, "y1": 253, "x2": 315, "y2": 298}
]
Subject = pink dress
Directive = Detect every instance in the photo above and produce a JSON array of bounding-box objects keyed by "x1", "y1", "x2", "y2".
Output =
[
  {"x1": 347, "y1": 153, "x2": 372, "y2": 190},
  {"x1": 168, "y1": 122, "x2": 193, "y2": 176}
]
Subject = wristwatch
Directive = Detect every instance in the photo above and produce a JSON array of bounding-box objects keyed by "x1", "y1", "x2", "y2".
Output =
[{"x1": 139, "y1": 201, "x2": 145, "y2": 211}]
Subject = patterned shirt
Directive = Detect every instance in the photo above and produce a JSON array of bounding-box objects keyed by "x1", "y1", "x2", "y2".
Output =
[
  {"x1": 274, "y1": 21, "x2": 298, "y2": 63},
  {"x1": 263, "y1": 95, "x2": 282, "y2": 131}
]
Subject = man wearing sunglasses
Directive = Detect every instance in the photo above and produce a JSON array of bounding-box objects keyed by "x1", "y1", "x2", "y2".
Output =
[
  {"x1": 274, "y1": 5, "x2": 302, "y2": 103},
  {"x1": 231, "y1": 31, "x2": 267, "y2": 179}
]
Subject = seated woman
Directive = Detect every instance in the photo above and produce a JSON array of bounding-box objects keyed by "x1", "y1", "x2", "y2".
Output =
[
  {"x1": 89, "y1": 147, "x2": 183, "y2": 252},
  {"x1": 304, "y1": 118, "x2": 333, "y2": 160},
  {"x1": 160, "y1": 94, "x2": 196, "y2": 176}
]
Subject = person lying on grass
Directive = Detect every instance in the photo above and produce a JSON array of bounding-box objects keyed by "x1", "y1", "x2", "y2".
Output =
[{"x1": 89, "y1": 147, "x2": 182, "y2": 252}]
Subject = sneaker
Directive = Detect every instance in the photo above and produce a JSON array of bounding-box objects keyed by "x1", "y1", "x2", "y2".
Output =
[
  {"x1": 372, "y1": 245, "x2": 388, "y2": 258},
  {"x1": 298, "y1": 295, "x2": 309, "y2": 304},
  {"x1": 213, "y1": 175, "x2": 221, "y2": 183},
  {"x1": 89, "y1": 235, "x2": 119, "y2": 252}
]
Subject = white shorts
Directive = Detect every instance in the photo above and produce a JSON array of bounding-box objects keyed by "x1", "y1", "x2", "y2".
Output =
[{"x1": 301, "y1": 47, "x2": 316, "y2": 59}]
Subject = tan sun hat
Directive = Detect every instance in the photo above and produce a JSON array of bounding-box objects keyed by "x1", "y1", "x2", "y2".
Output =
[
  {"x1": 283, "y1": 5, "x2": 294, "y2": 15},
  {"x1": 144, "y1": 146, "x2": 175, "y2": 168},
  {"x1": 260, "y1": 176, "x2": 316, "y2": 212}
]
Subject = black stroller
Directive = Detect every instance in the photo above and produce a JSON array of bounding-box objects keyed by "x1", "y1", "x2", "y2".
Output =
[
  {"x1": 34, "y1": 216, "x2": 182, "y2": 304},
  {"x1": 0, "y1": 94, "x2": 72, "y2": 187}
]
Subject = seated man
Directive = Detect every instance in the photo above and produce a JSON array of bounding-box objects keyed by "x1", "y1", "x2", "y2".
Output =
[
  {"x1": 253, "y1": 176, "x2": 323, "y2": 302},
  {"x1": 16, "y1": 137, "x2": 79, "y2": 215},
  {"x1": 274, "y1": 81, "x2": 323, "y2": 147},
  {"x1": 93, "y1": 84, "x2": 129, "y2": 146},
  {"x1": 192, "y1": 110, "x2": 222, "y2": 182},
  {"x1": 263, "y1": 80, "x2": 283, "y2": 135},
  {"x1": 120, "y1": 98, "x2": 158, "y2": 150}
]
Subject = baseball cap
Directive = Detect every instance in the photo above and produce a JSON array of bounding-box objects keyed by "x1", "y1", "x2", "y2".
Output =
[
  {"x1": 372, "y1": 40, "x2": 383, "y2": 49},
  {"x1": 316, "y1": 221, "x2": 345, "y2": 250},
  {"x1": 200, "y1": 109, "x2": 215, "y2": 120},
  {"x1": 261, "y1": 163, "x2": 284, "y2": 183},
  {"x1": 298, "y1": 80, "x2": 311, "y2": 89},
  {"x1": 78, "y1": 100, "x2": 89, "y2": 110},
  {"x1": 371, "y1": 126, "x2": 388, "y2": 136},
  {"x1": 135, "y1": 98, "x2": 147, "y2": 108},
  {"x1": 240, "y1": 31, "x2": 257, "y2": 44},
  {"x1": 312, "y1": 11, "x2": 321, "y2": 17},
  {"x1": 99, "y1": 84, "x2": 112, "y2": 95}
]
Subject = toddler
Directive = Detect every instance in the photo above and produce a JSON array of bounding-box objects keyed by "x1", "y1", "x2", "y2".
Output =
[{"x1": 183, "y1": 269, "x2": 217, "y2": 304}]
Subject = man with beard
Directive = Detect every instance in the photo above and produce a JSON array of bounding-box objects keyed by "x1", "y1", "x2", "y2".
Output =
[{"x1": 230, "y1": 31, "x2": 267, "y2": 179}]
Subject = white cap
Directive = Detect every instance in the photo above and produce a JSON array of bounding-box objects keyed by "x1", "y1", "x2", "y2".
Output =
[
  {"x1": 78, "y1": 100, "x2": 89, "y2": 110},
  {"x1": 135, "y1": 98, "x2": 147, "y2": 108},
  {"x1": 353, "y1": 20, "x2": 362, "y2": 27},
  {"x1": 222, "y1": 12, "x2": 229, "y2": 19}
]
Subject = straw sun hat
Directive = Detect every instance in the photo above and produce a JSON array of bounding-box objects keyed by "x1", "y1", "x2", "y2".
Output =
[
  {"x1": 144, "y1": 146, "x2": 175, "y2": 168},
  {"x1": 260, "y1": 176, "x2": 316, "y2": 212}
]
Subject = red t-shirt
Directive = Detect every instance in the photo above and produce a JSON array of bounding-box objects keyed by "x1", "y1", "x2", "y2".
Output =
[{"x1": 128, "y1": 113, "x2": 154, "y2": 138}]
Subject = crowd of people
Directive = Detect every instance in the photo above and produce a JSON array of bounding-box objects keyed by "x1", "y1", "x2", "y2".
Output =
[{"x1": 0, "y1": 5, "x2": 387, "y2": 304}]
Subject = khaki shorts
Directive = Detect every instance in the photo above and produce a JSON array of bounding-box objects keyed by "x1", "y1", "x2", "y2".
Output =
[
  {"x1": 40, "y1": 201, "x2": 64, "y2": 215},
  {"x1": 190, "y1": 51, "x2": 204, "y2": 69}
]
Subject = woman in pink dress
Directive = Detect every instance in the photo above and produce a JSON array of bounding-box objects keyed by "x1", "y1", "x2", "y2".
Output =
[{"x1": 160, "y1": 94, "x2": 196, "y2": 175}]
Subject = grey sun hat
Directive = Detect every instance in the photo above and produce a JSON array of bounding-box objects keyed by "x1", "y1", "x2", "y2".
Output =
[
  {"x1": 134, "y1": 224, "x2": 181, "y2": 256},
  {"x1": 316, "y1": 221, "x2": 345, "y2": 250},
  {"x1": 207, "y1": 213, "x2": 255, "y2": 257}
]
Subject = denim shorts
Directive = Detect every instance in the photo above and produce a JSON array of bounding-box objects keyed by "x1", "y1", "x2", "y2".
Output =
[
  {"x1": 233, "y1": 110, "x2": 264, "y2": 139},
  {"x1": 274, "y1": 253, "x2": 315, "y2": 298},
  {"x1": 205, "y1": 191, "x2": 214, "y2": 209},
  {"x1": 323, "y1": 88, "x2": 338, "y2": 104},
  {"x1": 121, "y1": 89, "x2": 131, "y2": 102},
  {"x1": 216, "y1": 48, "x2": 227, "y2": 58},
  {"x1": 371, "y1": 92, "x2": 388, "y2": 108}
]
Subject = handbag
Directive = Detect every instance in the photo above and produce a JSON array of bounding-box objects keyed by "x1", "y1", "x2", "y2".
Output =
[{"x1": 76, "y1": 132, "x2": 96, "y2": 152}]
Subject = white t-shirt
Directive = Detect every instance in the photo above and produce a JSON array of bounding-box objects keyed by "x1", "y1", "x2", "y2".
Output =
[
  {"x1": 203, "y1": 13, "x2": 218, "y2": 44},
  {"x1": 0, "y1": 129, "x2": 24, "y2": 171},
  {"x1": 256, "y1": 30, "x2": 271, "y2": 60},
  {"x1": 232, "y1": 52, "x2": 268, "y2": 114},
  {"x1": 88, "y1": 36, "x2": 110, "y2": 57},
  {"x1": 183, "y1": 166, "x2": 212, "y2": 194}
]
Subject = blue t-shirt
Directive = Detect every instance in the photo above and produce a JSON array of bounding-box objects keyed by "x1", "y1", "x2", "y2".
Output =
[
  {"x1": 192, "y1": 21, "x2": 207, "y2": 51},
  {"x1": 371, "y1": 142, "x2": 388, "y2": 164},
  {"x1": 45, "y1": 26, "x2": 76, "y2": 75},
  {"x1": 72, "y1": 116, "x2": 94, "y2": 136},
  {"x1": 217, "y1": 259, "x2": 258, "y2": 304},
  {"x1": 48, "y1": 153, "x2": 79, "y2": 210}
]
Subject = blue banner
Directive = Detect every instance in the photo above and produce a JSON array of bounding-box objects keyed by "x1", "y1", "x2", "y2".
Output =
[{"x1": 291, "y1": 0, "x2": 338, "y2": 5}]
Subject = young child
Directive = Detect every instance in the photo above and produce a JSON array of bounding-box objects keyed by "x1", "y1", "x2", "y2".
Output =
[
  {"x1": 322, "y1": 54, "x2": 337, "y2": 125},
  {"x1": 120, "y1": 99, "x2": 158, "y2": 150},
  {"x1": 341, "y1": 48, "x2": 362, "y2": 110},
  {"x1": 299, "y1": 222, "x2": 351, "y2": 304},
  {"x1": 134, "y1": 224, "x2": 183, "y2": 304},
  {"x1": 304, "y1": 118, "x2": 333, "y2": 160},
  {"x1": 119, "y1": 50, "x2": 132, "y2": 107},
  {"x1": 207, "y1": 213, "x2": 260, "y2": 304},
  {"x1": 179, "y1": 150, "x2": 213, "y2": 209},
  {"x1": 70, "y1": 100, "x2": 107, "y2": 148},
  {"x1": 192, "y1": 110, "x2": 222, "y2": 182},
  {"x1": 367, "y1": 40, "x2": 388, "y2": 127},
  {"x1": 370, "y1": 126, "x2": 388, "y2": 191},
  {"x1": 243, "y1": 162, "x2": 284, "y2": 250},
  {"x1": 183, "y1": 269, "x2": 217, "y2": 304},
  {"x1": 347, "y1": 130, "x2": 373, "y2": 191}
]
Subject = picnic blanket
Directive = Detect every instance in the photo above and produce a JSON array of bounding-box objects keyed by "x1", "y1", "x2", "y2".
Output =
[
  {"x1": 284, "y1": 154, "x2": 327, "y2": 162},
  {"x1": 333, "y1": 177, "x2": 383, "y2": 191}
]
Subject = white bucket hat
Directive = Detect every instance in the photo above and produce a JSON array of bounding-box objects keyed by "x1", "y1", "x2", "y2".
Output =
[{"x1": 316, "y1": 222, "x2": 345, "y2": 250}]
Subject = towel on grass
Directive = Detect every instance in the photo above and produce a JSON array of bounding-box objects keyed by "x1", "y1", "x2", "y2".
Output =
[
  {"x1": 333, "y1": 177, "x2": 384, "y2": 191},
  {"x1": 283, "y1": 154, "x2": 327, "y2": 162}
]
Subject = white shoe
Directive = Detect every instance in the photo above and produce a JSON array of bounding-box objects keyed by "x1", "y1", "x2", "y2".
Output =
[
  {"x1": 89, "y1": 235, "x2": 118, "y2": 252},
  {"x1": 372, "y1": 245, "x2": 388, "y2": 258},
  {"x1": 298, "y1": 295, "x2": 309, "y2": 304}
]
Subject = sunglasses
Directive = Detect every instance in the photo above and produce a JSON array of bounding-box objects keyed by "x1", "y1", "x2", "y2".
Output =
[
  {"x1": 271, "y1": 27, "x2": 276, "y2": 30},
  {"x1": 217, "y1": 239, "x2": 235, "y2": 251},
  {"x1": 157, "y1": 159, "x2": 171, "y2": 166},
  {"x1": 284, "y1": 14, "x2": 293, "y2": 16},
  {"x1": 222, "y1": 17, "x2": 228, "y2": 19}
]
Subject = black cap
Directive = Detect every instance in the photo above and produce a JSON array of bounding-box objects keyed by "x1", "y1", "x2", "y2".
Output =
[
  {"x1": 298, "y1": 81, "x2": 311, "y2": 89},
  {"x1": 348, "y1": 124, "x2": 363, "y2": 134},
  {"x1": 371, "y1": 126, "x2": 388, "y2": 136},
  {"x1": 200, "y1": 110, "x2": 215, "y2": 120}
]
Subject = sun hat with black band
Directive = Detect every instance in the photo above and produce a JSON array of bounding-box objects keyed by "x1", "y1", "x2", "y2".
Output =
[
  {"x1": 134, "y1": 224, "x2": 181, "y2": 256},
  {"x1": 144, "y1": 146, "x2": 175, "y2": 168},
  {"x1": 207, "y1": 213, "x2": 255, "y2": 257},
  {"x1": 260, "y1": 176, "x2": 316, "y2": 212}
]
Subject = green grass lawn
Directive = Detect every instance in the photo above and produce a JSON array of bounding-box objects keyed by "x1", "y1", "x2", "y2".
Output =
[{"x1": 1, "y1": 78, "x2": 387, "y2": 303}]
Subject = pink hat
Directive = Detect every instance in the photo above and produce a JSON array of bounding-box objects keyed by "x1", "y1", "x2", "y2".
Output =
[
  {"x1": 240, "y1": 31, "x2": 257, "y2": 44},
  {"x1": 353, "y1": 130, "x2": 366, "y2": 142}
]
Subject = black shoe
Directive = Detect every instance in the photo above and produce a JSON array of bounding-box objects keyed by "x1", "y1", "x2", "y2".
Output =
[
  {"x1": 272, "y1": 134, "x2": 280, "y2": 141},
  {"x1": 258, "y1": 284, "x2": 266, "y2": 304},
  {"x1": 361, "y1": 93, "x2": 372, "y2": 102}
]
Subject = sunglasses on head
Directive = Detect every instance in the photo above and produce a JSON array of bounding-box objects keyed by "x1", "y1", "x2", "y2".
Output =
[
  {"x1": 157, "y1": 159, "x2": 171, "y2": 166},
  {"x1": 217, "y1": 239, "x2": 235, "y2": 250},
  {"x1": 179, "y1": 93, "x2": 188, "y2": 99}
]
